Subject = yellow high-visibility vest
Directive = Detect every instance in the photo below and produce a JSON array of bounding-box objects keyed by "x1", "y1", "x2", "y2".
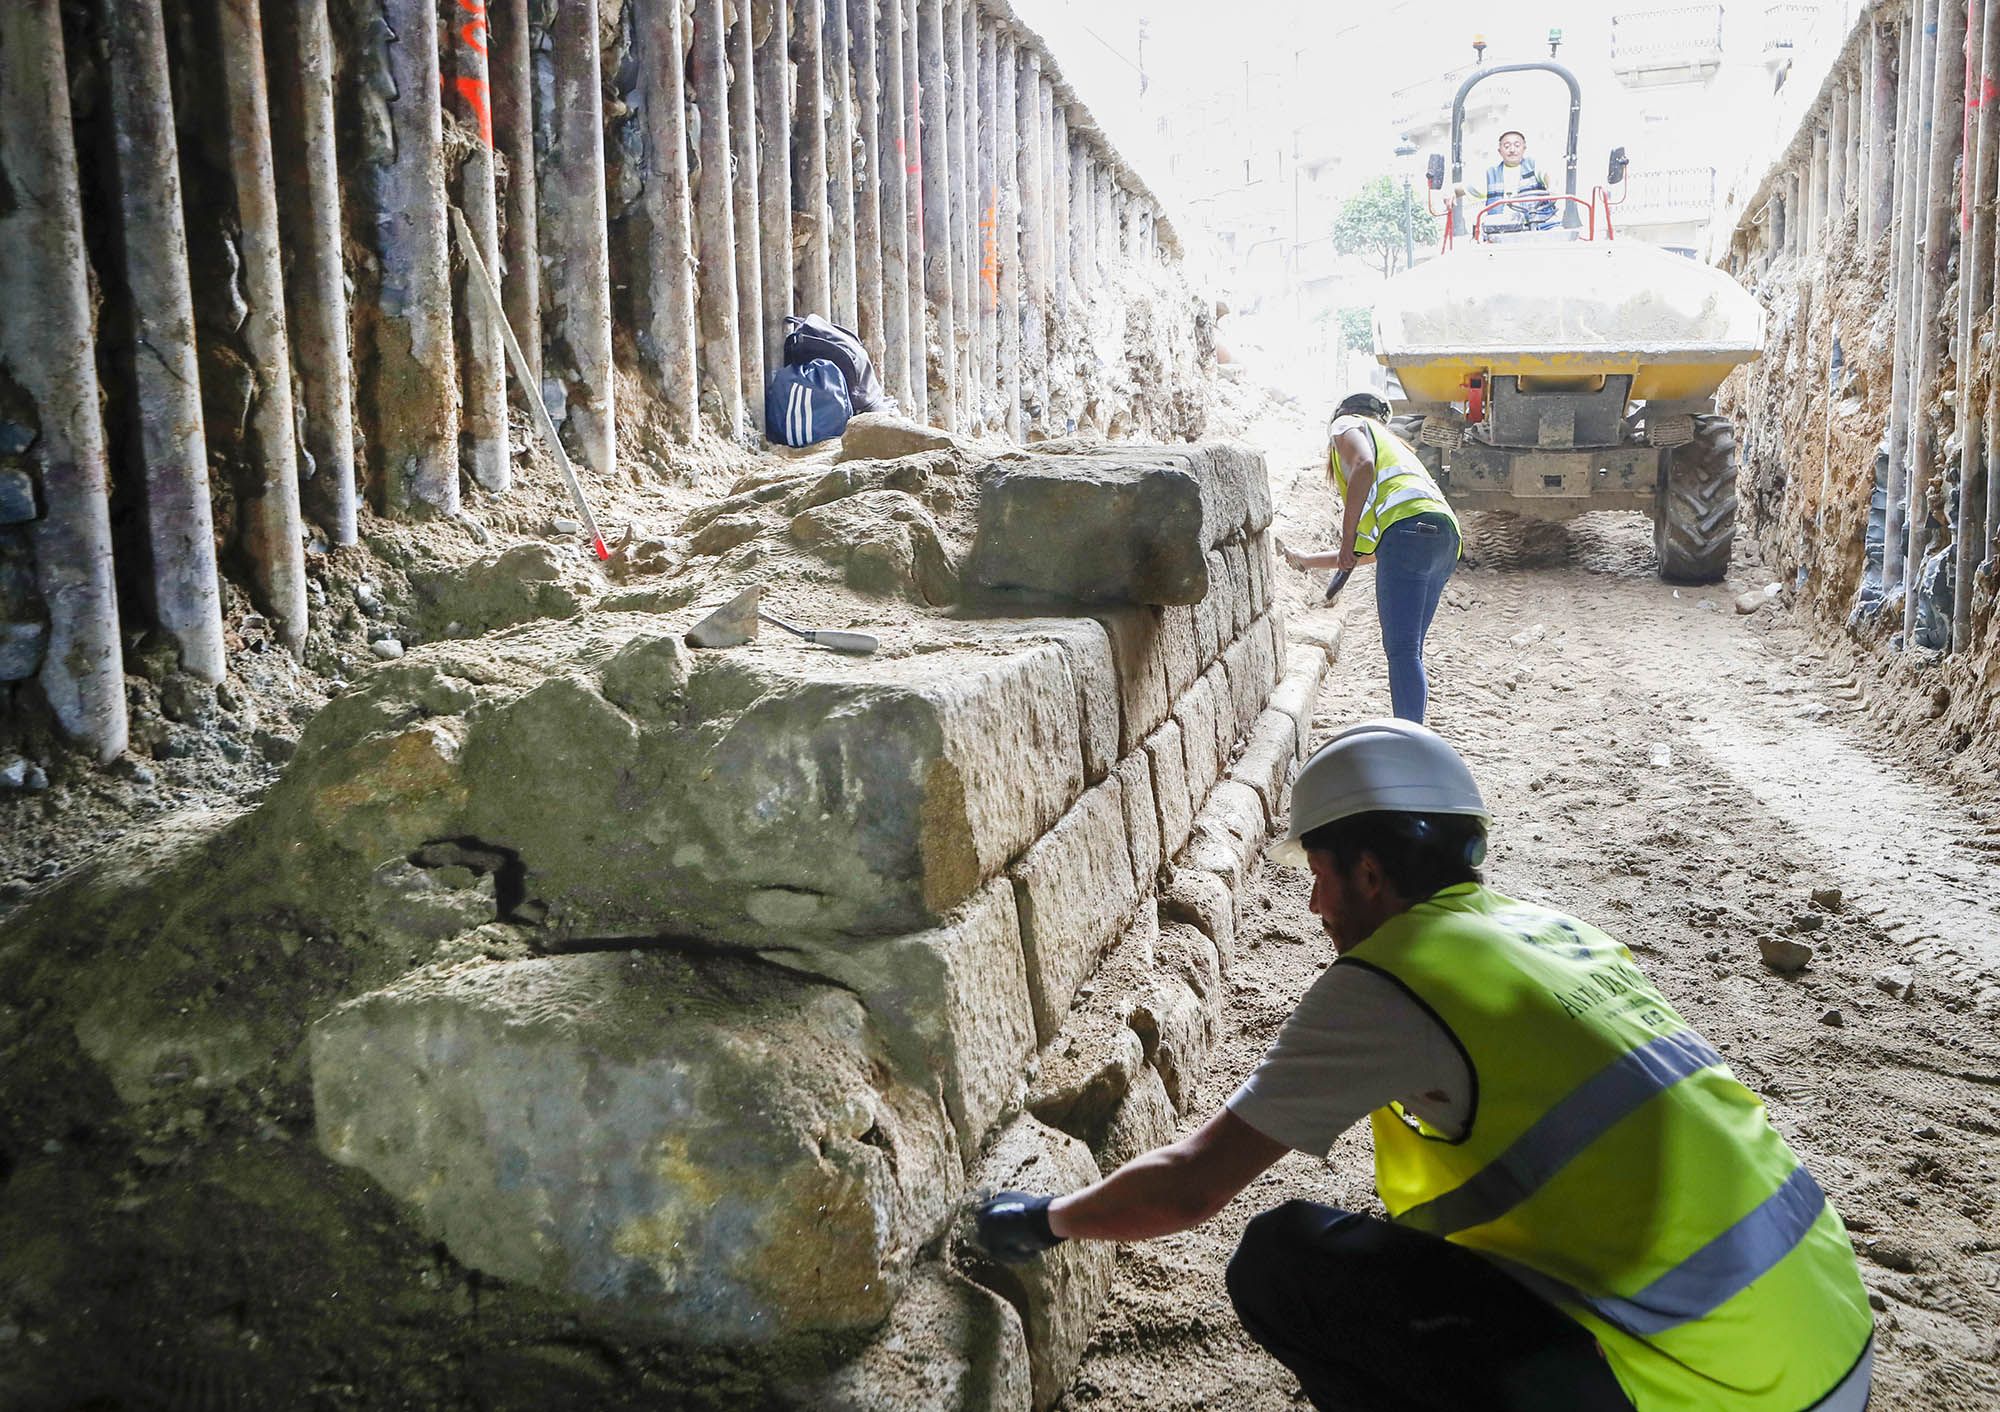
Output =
[
  {"x1": 1328, "y1": 415, "x2": 1458, "y2": 556},
  {"x1": 1349, "y1": 884, "x2": 1873, "y2": 1411}
]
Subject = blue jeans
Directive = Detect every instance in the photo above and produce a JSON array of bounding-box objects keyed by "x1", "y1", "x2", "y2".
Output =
[{"x1": 1374, "y1": 512, "x2": 1460, "y2": 723}]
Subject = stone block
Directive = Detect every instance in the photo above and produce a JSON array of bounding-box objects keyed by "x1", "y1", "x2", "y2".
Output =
[
  {"x1": 1229, "y1": 708, "x2": 1300, "y2": 831},
  {"x1": 1287, "y1": 615, "x2": 1343, "y2": 665},
  {"x1": 1160, "y1": 868, "x2": 1236, "y2": 974},
  {"x1": 277, "y1": 615, "x2": 1086, "y2": 948},
  {"x1": 1221, "y1": 442, "x2": 1275, "y2": 536},
  {"x1": 960, "y1": 1116, "x2": 1115, "y2": 1412},
  {"x1": 1113, "y1": 749, "x2": 1162, "y2": 893},
  {"x1": 1195, "y1": 549, "x2": 1226, "y2": 668},
  {"x1": 965, "y1": 456, "x2": 1212, "y2": 605},
  {"x1": 409, "y1": 543, "x2": 587, "y2": 640},
  {"x1": 975, "y1": 617, "x2": 1118, "y2": 784},
  {"x1": 837, "y1": 412, "x2": 969, "y2": 462},
  {"x1": 1159, "y1": 604, "x2": 1199, "y2": 699},
  {"x1": 833, "y1": 879, "x2": 1037, "y2": 1155},
  {"x1": 1222, "y1": 621, "x2": 1277, "y2": 743},
  {"x1": 789, "y1": 489, "x2": 960, "y2": 605},
  {"x1": 1269, "y1": 645, "x2": 1331, "y2": 760},
  {"x1": 1130, "y1": 975, "x2": 1215, "y2": 1115},
  {"x1": 796, "y1": 1265, "x2": 1032, "y2": 1412},
  {"x1": 311, "y1": 951, "x2": 958, "y2": 1342},
  {"x1": 1246, "y1": 529, "x2": 1272, "y2": 616},
  {"x1": 1095, "y1": 1062, "x2": 1176, "y2": 1172},
  {"x1": 1261, "y1": 609, "x2": 1290, "y2": 688},
  {"x1": 1180, "y1": 780, "x2": 1268, "y2": 898},
  {"x1": 1027, "y1": 1020, "x2": 1147, "y2": 1148},
  {"x1": 1092, "y1": 607, "x2": 1171, "y2": 757},
  {"x1": 1174, "y1": 668, "x2": 1231, "y2": 812},
  {"x1": 1221, "y1": 540, "x2": 1252, "y2": 639},
  {"x1": 1143, "y1": 720, "x2": 1195, "y2": 863},
  {"x1": 1011, "y1": 778, "x2": 1140, "y2": 1042},
  {"x1": 0, "y1": 470, "x2": 33, "y2": 524},
  {"x1": 0, "y1": 620, "x2": 47, "y2": 681}
]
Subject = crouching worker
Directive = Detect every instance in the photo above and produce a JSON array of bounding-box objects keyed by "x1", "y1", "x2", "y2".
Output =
[{"x1": 975, "y1": 719, "x2": 1873, "y2": 1412}]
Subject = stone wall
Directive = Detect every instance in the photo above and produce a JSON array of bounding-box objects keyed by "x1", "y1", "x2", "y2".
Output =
[{"x1": 296, "y1": 446, "x2": 1329, "y2": 1406}]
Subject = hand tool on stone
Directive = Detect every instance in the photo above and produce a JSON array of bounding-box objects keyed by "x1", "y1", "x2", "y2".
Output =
[
  {"x1": 685, "y1": 585, "x2": 879, "y2": 654},
  {"x1": 1324, "y1": 567, "x2": 1354, "y2": 603},
  {"x1": 449, "y1": 206, "x2": 611, "y2": 563}
]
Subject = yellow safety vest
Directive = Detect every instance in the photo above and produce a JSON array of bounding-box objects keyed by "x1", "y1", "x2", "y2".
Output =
[
  {"x1": 1328, "y1": 416, "x2": 1458, "y2": 556},
  {"x1": 1348, "y1": 884, "x2": 1873, "y2": 1411}
]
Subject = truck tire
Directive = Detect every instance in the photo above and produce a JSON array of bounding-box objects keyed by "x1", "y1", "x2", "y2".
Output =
[
  {"x1": 1390, "y1": 414, "x2": 1444, "y2": 476},
  {"x1": 1655, "y1": 414, "x2": 1737, "y2": 583}
]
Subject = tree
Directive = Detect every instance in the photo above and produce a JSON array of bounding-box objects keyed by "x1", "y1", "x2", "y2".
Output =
[
  {"x1": 1332, "y1": 175, "x2": 1440, "y2": 278},
  {"x1": 1337, "y1": 306, "x2": 1374, "y2": 353}
]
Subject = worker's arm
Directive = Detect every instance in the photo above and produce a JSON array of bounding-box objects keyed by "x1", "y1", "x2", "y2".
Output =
[{"x1": 1051, "y1": 1109, "x2": 1289, "y2": 1241}]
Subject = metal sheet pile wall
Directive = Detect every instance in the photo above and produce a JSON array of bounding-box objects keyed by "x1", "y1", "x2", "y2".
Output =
[{"x1": 0, "y1": 0, "x2": 1180, "y2": 763}]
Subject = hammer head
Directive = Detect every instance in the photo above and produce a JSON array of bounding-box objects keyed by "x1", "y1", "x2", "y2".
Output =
[{"x1": 685, "y1": 585, "x2": 764, "y2": 648}]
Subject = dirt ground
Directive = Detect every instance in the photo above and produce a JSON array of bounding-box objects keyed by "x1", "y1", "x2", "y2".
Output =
[{"x1": 1064, "y1": 487, "x2": 2000, "y2": 1407}]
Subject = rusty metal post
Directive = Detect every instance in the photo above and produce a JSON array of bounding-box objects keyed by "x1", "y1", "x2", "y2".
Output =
[
  {"x1": 489, "y1": 0, "x2": 541, "y2": 400},
  {"x1": 757, "y1": 0, "x2": 794, "y2": 389},
  {"x1": 1886, "y1": 8, "x2": 1927, "y2": 596},
  {"x1": 1906, "y1": 0, "x2": 1965, "y2": 638},
  {"x1": 1051, "y1": 102, "x2": 1071, "y2": 317},
  {"x1": 976, "y1": 16, "x2": 997, "y2": 430},
  {"x1": 850, "y1": 0, "x2": 885, "y2": 367},
  {"x1": 539, "y1": 0, "x2": 617, "y2": 477},
  {"x1": 635, "y1": 0, "x2": 701, "y2": 439},
  {"x1": 1957, "y1": 0, "x2": 1999, "y2": 648},
  {"x1": 996, "y1": 31, "x2": 1020, "y2": 440},
  {"x1": 691, "y1": 0, "x2": 744, "y2": 437},
  {"x1": 265, "y1": 0, "x2": 356, "y2": 549},
  {"x1": 217, "y1": 0, "x2": 308, "y2": 651},
  {"x1": 826, "y1": 0, "x2": 858, "y2": 326},
  {"x1": 731, "y1": 2, "x2": 766, "y2": 422},
  {"x1": 1017, "y1": 47, "x2": 1047, "y2": 432},
  {"x1": 1866, "y1": 22, "x2": 1896, "y2": 245},
  {"x1": 0, "y1": 0, "x2": 127, "y2": 759},
  {"x1": 794, "y1": 0, "x2": 833, "y2": 319},
  {"x1": 901, "y1": 0, "x2": 927, "y2": 419},
  {"x1": 353, "y1": 0, "x2": 459, "y2": 519},
  {"x1": 101, "y1": 0, "x2": 225, "y2": 683},
  {"x1": 919, "y1": 0, "x2": 955, "y2": 424},
  {"x1": 445, "y1": 0, "x2": 509, "y2": 494},
  {"x1": 879, "y1": 0, "x2": 913, "y2": 408}
]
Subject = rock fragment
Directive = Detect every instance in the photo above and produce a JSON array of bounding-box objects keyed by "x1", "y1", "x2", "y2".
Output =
[{"x1": 1757, "y1": 935, "x2": 1814, "y2": 973}]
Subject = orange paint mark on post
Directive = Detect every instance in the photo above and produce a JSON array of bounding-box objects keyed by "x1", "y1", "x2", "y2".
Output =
[
  {"x1": 451, "y1": 0, "x2": 493, "y2": 147},
  {"x1": 979, "y1": 193, "x2": 998, "y2": 310}
]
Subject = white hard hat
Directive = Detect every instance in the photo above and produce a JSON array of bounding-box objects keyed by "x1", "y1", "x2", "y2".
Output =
[{"x1": 1270, "y1": 718, "x2": 1489, "y2": 869}]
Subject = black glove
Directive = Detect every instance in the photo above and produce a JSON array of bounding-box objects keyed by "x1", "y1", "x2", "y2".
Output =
[{"x1": 974, "y1": 1191, "x2": 1064, "y2": 1262}]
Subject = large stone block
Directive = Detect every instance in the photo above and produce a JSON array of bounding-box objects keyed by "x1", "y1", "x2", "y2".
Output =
[
  {"x1": 965, "y1": 458, "x2": 1211, "y2": 605},
  {"x1": 1171, "y1": 668, "x2": 1227, "y2": 810},
  {"x1": 974, "y1": 617, "x2": 1118, "y2": 784},
  {"x1": 274, "y1": 615, "x2": 1086, "y2": 947},
  {"x1": 1092, "y1": 607, "x2": 1171, "y2": 757},
  {"x1": 794, "y1": 1265, "x2": 1032, "y2": 1412},
  {"x1": 1269, "y1": 644, "x2": 1331, "y2": 761},
  {"x1": 1229, "y1": 707, "x2": 1301, "y2": 832},
  {"x1": 1246, "y1": 529, "x2": 1272, "y2": 616},
  {"x1": 959, "y1": 1116, "x2": 1115, "y2": 1412},
  {"x1": 1159, "y1": 604, "x2": 1199, "y2": 699},
  {"x1": 311, "y1": 951, "x2": 958, "y2": 1342},
  {"x1": 830, "y1": 879, "x2": 1037, "y2": 1155},
  {"x1": 1143, "y1": 720, "x2": 1195, "y2": 863},
  {"x1": 837, "y1": 412, "x2": 970, "y2": 463},
  {"x1": 1195, "y1": 549, "x2": 1226, "y2": 668},
  {"x1": 1114, "y1": 749, "x2": 1162, "y2": 893},
  {"x1": 1160, "y1": 867, "x2": 1236, "y2": 974},
  {"x1": 1180, "y1": 780, "x2": 1268, "y2": 898},
  {"x1": 1222, "y1": 617, "x2": 1279, "y2": 742},
  {"x1": 1221, "y1": 540, "x2": 1252, "y2": 639},
  {"x1": 1011, "y1": 778, "x2": 1140, "y2": 1042},
  {"x1": 1096, "y1": 1062, "x2": 1176, "y2": 1171}
]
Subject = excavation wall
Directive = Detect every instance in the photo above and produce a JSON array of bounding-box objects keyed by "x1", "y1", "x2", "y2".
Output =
[
  {"x1": 0, "y1": 0, "x2": 1213, "y2": 765},
  {"x1": 1715, "y1": 0, "x2": 2000, "y2": 770}
]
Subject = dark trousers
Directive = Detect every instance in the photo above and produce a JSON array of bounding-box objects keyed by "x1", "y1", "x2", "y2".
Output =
[{"x1": 1226, "y1": 1201, "x2": 1637, "y2": 1412}]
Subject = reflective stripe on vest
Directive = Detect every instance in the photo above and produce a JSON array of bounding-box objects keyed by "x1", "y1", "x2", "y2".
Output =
[
  {"x1": 1354, "y1": 885, "x2": 1873, "y2": 1411},
  {"x1": 1329, "y1": 416, "x2": 1452, "y2": 555}
]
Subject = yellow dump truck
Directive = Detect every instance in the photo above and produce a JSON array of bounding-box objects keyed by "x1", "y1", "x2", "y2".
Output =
[{"x1": 1376, "y1": 58, "x2": 1765, "y2": 583}]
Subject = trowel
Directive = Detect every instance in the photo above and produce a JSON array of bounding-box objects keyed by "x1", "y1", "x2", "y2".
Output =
[{"x1": 685, "y1": 585, "x2": 879, "y2": 654}]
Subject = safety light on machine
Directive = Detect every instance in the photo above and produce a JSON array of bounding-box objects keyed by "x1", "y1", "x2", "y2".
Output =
[
  {"x1": 1547, "y1": 26, "x2": 1564, "y2": 56},
  {"x1": 1471, "y1": 32, "x2": 1487, "y2": 62}
]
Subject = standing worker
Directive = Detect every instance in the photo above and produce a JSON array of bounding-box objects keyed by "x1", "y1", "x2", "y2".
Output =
[
  {"x1": 976, "y1": 720, "x2": 1874, "y2": 1412},
  {"x1": 1283, "y1": 392, "x2": 1461, "y2": 723}
]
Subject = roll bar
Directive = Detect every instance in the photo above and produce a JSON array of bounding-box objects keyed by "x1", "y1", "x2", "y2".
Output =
[{"x1": 1448, "y1": 61, "x2": 1582, "y2": 231}]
